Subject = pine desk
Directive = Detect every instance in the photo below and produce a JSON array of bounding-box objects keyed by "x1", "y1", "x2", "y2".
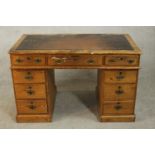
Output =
[{"x1": 9, "y1": 34, "x2": 141, "y2": 122}]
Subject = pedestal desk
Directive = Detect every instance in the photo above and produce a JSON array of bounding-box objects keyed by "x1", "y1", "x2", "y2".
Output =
[{"x1": 9, "y1": 34, "x2": 141, "y2": 123}]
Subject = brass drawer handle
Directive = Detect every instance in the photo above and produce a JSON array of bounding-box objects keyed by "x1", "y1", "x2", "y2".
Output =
[
  {"x1": 128, "y1": 59, "x2": 134, "y2": 64},
  {"x1": 34, "y1": 58, "x2": 42, "y2": 63},
  {"x1": 51, "y1": 57, "x2": 67, "y2": 60},
  {"x1": 115, "y1": 89, "x2": 124, "y2": 95},
  {"x1": 87, "y1": 59, "x2": 95, "y2": 64},
  {"x1": 115, "y1": 86, "x2": 124, "y2": 95},
  {"x1": 26, "y1": 57, "x2": 32, "y2": 60},
  {"x1": 16, "y1": 58, "x2": 23, "y2": 63},
  {"x1": 118, "y1": 57, "x2": 124, "y2": 61},
  {"x1": 25, "y1": 72, "x2": 33, "y2": 80},
  {"x1": 51, "y1": 57, "x2": 67, "y2": 64},
  {"x1": 114, "y1": 102, "x2": 122, "y2": 110},
  {"x1": 29, "y1": 104, "x2": 36, "y2": 110},
  {"x1": 28, "y1": 102, "x2": 36, "y2": 110},
  {"x1": 116, "y1": 71, "x2": 124, "y2": 80},
  {"x1": 25, "y1": 86, "x2": 35, "y2": 95},
  {"x1": 108, "y1": 57, "x2": 125, "y2": 63},
  {"x1": 55, "y1": 59, "x2": 64, "y2": 64},
  {"x1": 26, "y1": 90, "x2": 35, "y2": 95},
  {"x1": 25, "y1": 76, "x2": 33, "y2": 80}
]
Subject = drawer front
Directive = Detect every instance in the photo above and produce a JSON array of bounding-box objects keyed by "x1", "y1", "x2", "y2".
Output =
[
  {"x1": 12, "y1": 70, "x2": 45, "y2": 83},
  {"x1": 17, "y1": 100, "x2": 48, "y2": 114},
  {"x1": 48, "y1": 55, "x2": 102, "y2": 66},
  {"x1": 105, "y1": 55, "x2": 139, "y2": 66},
  {"x1": 12, "y1": 55, "x2": 46, "y2": 66},
  {"x1": 103, "y1": 84, "x2": 136, "y2": 101},
  {"x1": 104, "y1": 70, "x2": 137, "y2": 83},
  {"x1": 102, "y1": 101, "x2": 134, "y2": 115},
  {"x1": 14, "y1": 84, "x2": 46, "y2": 99}
]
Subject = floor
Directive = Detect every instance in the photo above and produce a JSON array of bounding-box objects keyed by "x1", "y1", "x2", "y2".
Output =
[{"x1": 0, "y1": 26, "x2": 155, "y2": 128}]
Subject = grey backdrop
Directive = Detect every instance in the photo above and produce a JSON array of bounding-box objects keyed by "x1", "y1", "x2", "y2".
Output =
[{"x1": 0, "y1": 26, "x2": 155, "y2": 128}]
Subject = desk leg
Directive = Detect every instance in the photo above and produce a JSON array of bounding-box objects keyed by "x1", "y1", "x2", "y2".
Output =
[
  {"x1": 97, "y1": 69, "x2": 136, "y2": 122},
  {"x1": 13, "y1": 69, "x2": 56, "y2": 123}
]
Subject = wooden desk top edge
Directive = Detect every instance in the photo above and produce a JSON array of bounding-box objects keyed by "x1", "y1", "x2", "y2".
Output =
[{"x1": 9, "y1": 34, "x2": 141, "y2": 55}]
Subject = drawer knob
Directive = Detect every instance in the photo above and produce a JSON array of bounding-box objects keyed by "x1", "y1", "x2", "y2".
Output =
[
  {"x1": 28, "y1": 102, "x2": 36, "y2": 110},
  {"x1": 116, "y1": 71, "x2": 124, "y2": 80},
  {"x1": 25, "y1": 72, "x2": 33, "y2": 80},
  {"x1": 27, "y1": 90, "x2": 34, "y2": 95},
  {"x1": 16, "y1": 58, "x2": 23, "y2": 63},
  {"x1": 26, "y1": 57, "x2": 32, "y2": 60},
  {"x1": 115, "y1": 86, "x2": 124, "y2": 95},
  {"x1": 26, "y1": 86, "x2": 34, "y2": 95},
  {"x1": 87, "y1": 59, "x2": 94, "y2": 64},
  {"x1": 114, "y1": 103, "x2": 122, "y2": 110},
  {"x1": 128, "y1": 59, "x2": 134, "y2": 64},
  {"x1": 35, "y1": 58, "x2": 42, "y2": 63}
]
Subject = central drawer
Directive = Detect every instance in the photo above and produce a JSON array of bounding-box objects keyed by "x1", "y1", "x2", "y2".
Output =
[
  {"x1": 14, "y1": 84, "x2": 46, "y2": 99},
  {"x1": 48, "y1": 55, "x2": 103, "y2": 66},
  {"x1": 103, "y1": 83, "x2": 136, "y2": 101},
  {"x1": 17, "y1": 99, "x2": 48, "y2": 114}
]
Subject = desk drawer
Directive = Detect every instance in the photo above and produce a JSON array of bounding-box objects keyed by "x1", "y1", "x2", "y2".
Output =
[
  {"x1": 103, "y1": 84, "x2": 136, "y2": 101},
  {"x1": 14, "y1": 84, "x2": 46, "y2": 99},
  {"x1": 12, "y1": 70, "x2": 45, "y2": 83},
  {"x1": 48, "y1": 55, "x2": 102, "y2": 66},
  {"x1": 104, "y1": 70, "x2": 137, "y2": 83},
  {"x1": 17, "y1": 100, "x2": 48, "y2": 114},
  {"x1": 105, "y1": 55, "x2": 139, "y2": 66},
  {"x1": 102, "y1": 101, "x2": 134, "y2": 115},
  {"x1": 11, "y1": 55, "x2": 46, "y2": 66}
]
